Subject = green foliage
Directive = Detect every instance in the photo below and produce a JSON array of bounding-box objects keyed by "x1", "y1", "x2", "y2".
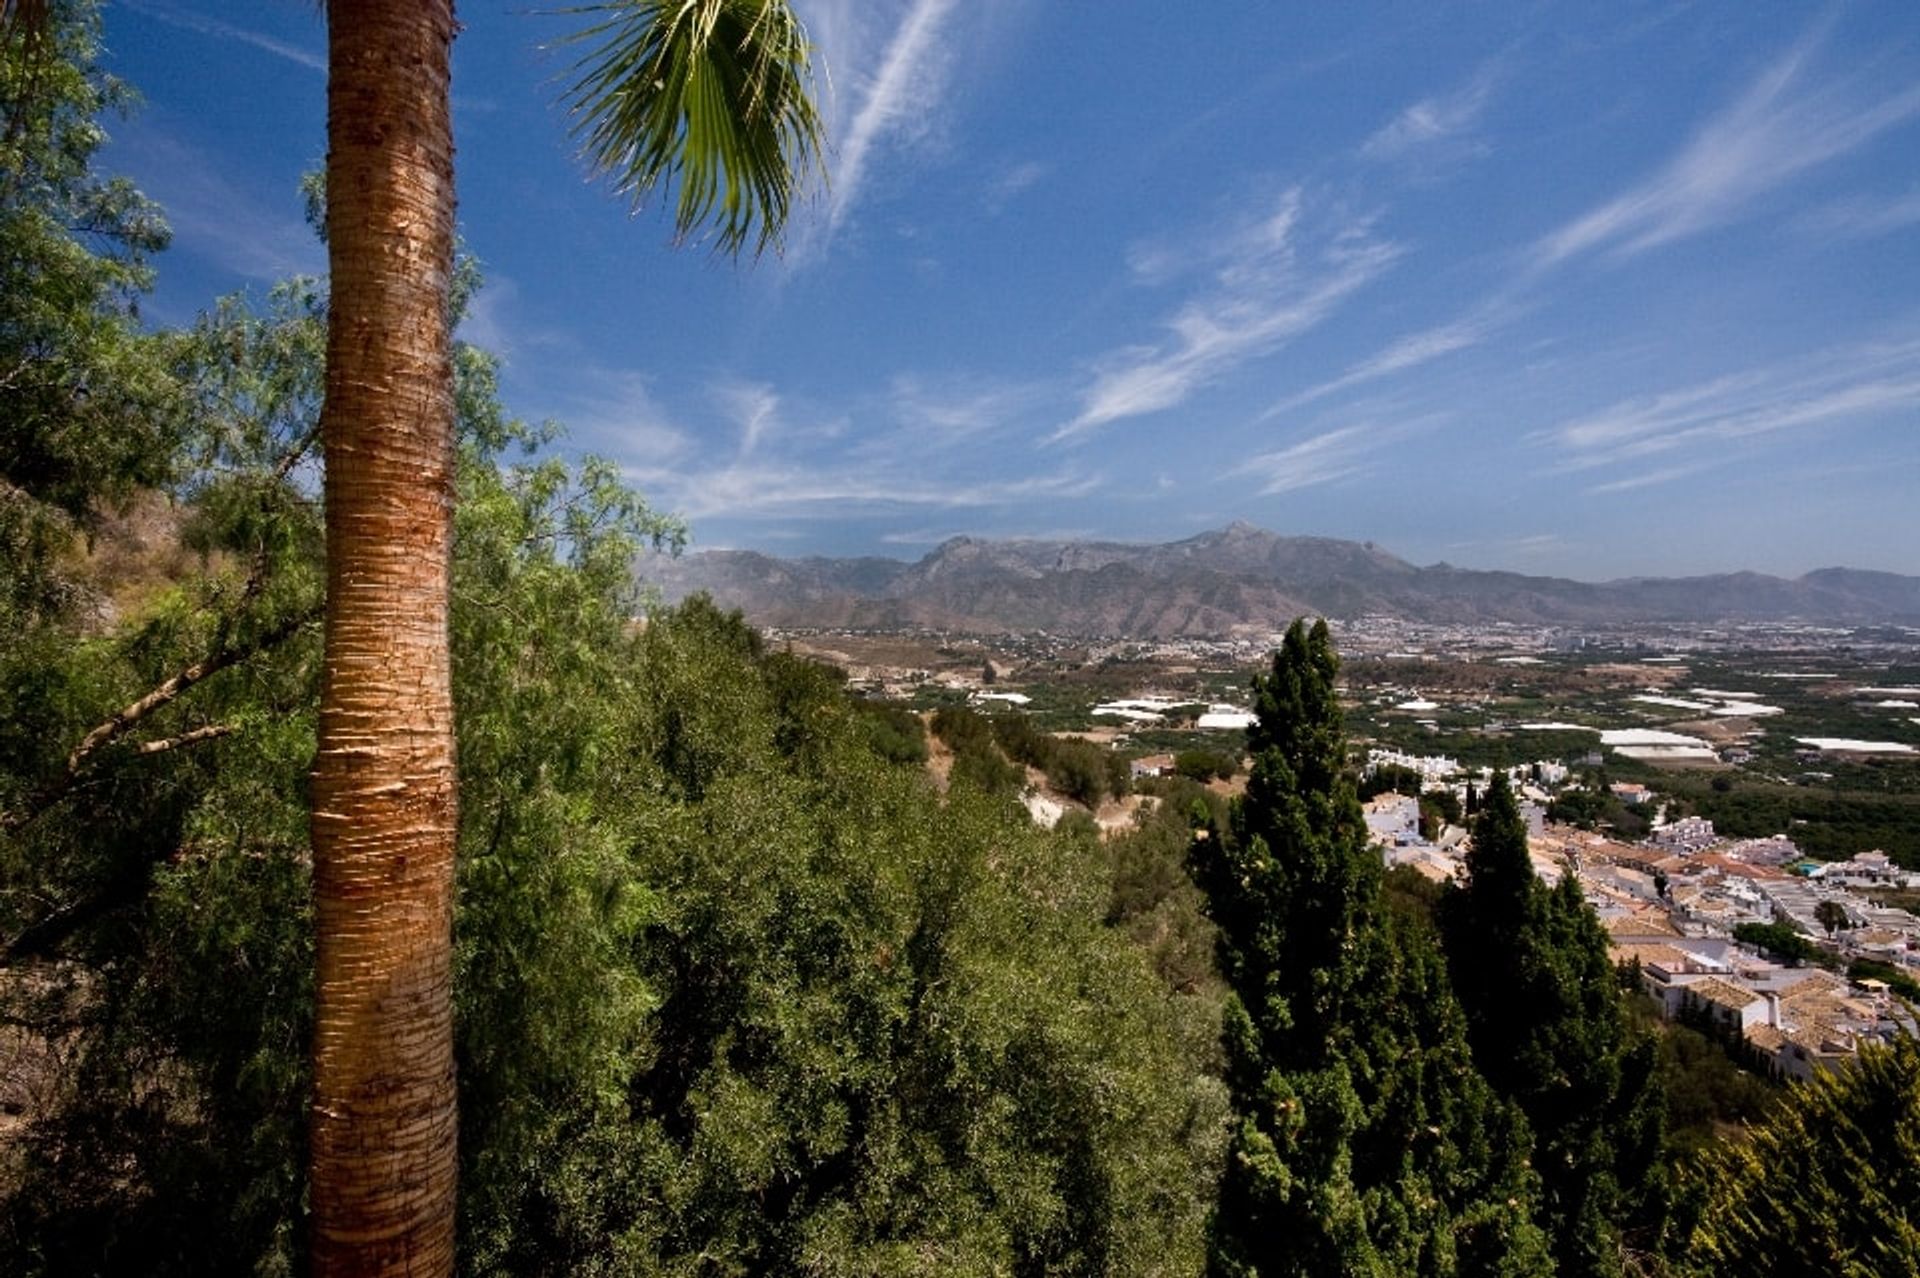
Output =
[
  {"x1": 1190, "y1": 620, "x2": 1548, "y2": 1276},
  {"x1": 1616, "y1": 994, "x2": 1775, "y2": 1167},
  {"x1": 1358, "y1": 763, "x2": 1422, "y2": 800},
  {"x1": 1846, "y1": 958, "x2": 1920, "y2": 1003},
  {"x1": 1103, "y1": 782, "x2": 1223, "y2": 1003},
  {"x1": 1545, "y1": 785, "x2": 1648, "y2": 840},
  {"x1": 1731, "y1": 921, "x2": 1816, "y2": 967},
  {"x1": 853, "y1": 698, "x2": 929, "y2": 767},
  {"x1": 993, "y1": 711, "x2": 1125, "y2": 807},
  {"x1": 1678, "y1": 1037, "x2": 1920, "y2": 1277},
  {"x1": 0, "y1": 0, "x2": 177, "y2": 632},
  {"x1": 0, "y1": 190, "x2": 1223, "y2": 1270},
  {"x1": 931, "y1": 703, "x2": 993, "y2": 754},
  {"x1": 1814, "y1": 899, "x2": 1848, "y2": 938},
  {"x1": 1665, "y1": 775, "x2": 1920, "y2": 867},
  {"x1": 0, "y1": 205, "x2": 332, "y2": 1272},
  {"x1": 1441, "y1": 774, "x2": 1668, "y2": 1278},
  {"x1": 1173, "y1": 748, "x2": 1238, "y2": 784},
  {"x1": 456, "y1": 596, "x2": 1225, "y2": 1275},
  {"x1": 1419, "y1": 789, "x2": 1462, "y2": 841},
  {"x1": 931, "y1": 704, "x2": 1025, "y2": 797}
]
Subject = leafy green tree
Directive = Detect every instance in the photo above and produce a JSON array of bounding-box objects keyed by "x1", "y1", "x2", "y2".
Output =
[
  {"x1": 1847, "y1": 958, "x2": 1920, "y2": 1002},
  {"x1": 1105, "y1": 779, "x2": 1225, "y2": 1001},
  {"x1": 1815, "y1": 899, "x2": 1848, "y2": 938},
  {"x1": 853, "y1": 699, "x2": 930, "y2": 767},
  {"x1": 932, "y1": 704, "x2": 1025, "y2": 797},
  {"x1": 1, "y1": 237, "x2": 1232, "y2": 1276},
  {"x1": 455, "y1": 594, "x2": 1226, "y2": 1275},
  {"x1": 0, "y1": 273, "x2": 330, "y2": 1272},
  {"x1": 1175, "y1": 749, "x2": 1239, "y2": 783},
  {"x1": 1190, "y1": 619, "x2": 1548, "y2": 1277},
  {"x1": 1441, "y1": 774, "x2": 1666, "y2": 1278},
  {"x1": 1733, "y1": 921, "x2": 1816, "y2": 967},
  {"x1": 1622, "y1": 996, "x2": 1775, "y2": 1163},
  {"x1": 0, "y1": 0, "x2": 177, "y2": 635},
  {"x1": 1358, "y1": 764, "x2": 1422, "y2": 801},
  {"x1": 1679, "y1": 1036, "x2": 1920, "y2": 1276}
]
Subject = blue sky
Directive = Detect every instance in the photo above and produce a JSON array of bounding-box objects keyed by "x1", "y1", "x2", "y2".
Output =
[{"x1": 104, "y1": 1, "x2": 1920, "y2": 580}]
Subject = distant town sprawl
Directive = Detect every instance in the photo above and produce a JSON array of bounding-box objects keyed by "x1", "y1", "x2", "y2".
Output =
[{"x1": 770, "y1": 614, "x2": 1920, "y2": 1081}]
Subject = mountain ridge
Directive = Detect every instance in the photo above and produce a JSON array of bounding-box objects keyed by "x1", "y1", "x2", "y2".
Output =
[{"x1": 636, "y1": 526, "x2": 1920, "y2": 637}]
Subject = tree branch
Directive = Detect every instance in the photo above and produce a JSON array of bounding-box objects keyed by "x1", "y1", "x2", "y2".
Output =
[
  {"x1": 273, "y1": 418, "x2": 324, "y2": 484},
  {"x1": 133, "y1": 722, "x2": 237, "y2": 756},
  {"x1": 0, "y1": 607, "x2": 316, "y2": 832}
]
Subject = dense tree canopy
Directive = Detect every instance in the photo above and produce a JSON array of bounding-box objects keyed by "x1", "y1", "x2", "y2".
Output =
[
  {"x1": 1441, "y1": 774, "x2": 1666, "y2": 1278},
  {"x1": 1189, "y1": 620, "x2": 1548, "y2": 1277},
  {"x1": 0, "y1": 242, "x2": 1228, "y2": 1273},
  {"x1": 2, "y1": 9, "x2": 1917, "y2": 1276},
  {"x1": 0, "y1": 0, "x2": 176, "y2": 633}
]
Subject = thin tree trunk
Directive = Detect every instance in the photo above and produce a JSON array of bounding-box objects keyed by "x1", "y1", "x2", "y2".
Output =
[{"x1": 310, "y1": 2, "x2": 460, "y2": 1273}]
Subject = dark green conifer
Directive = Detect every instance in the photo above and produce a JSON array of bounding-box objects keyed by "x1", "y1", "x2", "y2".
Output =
[
  {"x1": 1191, "y1": 619, "x2": 1549, "y2": 1277},
  {"x1": 1442, "y1": 773, "x2": 1666, "y2": 1278}
]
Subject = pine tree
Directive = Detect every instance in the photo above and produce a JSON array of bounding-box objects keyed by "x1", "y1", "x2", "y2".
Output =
[
  {"x1": 1191, "y1": 619, "x2": 1548, "y2": 1277},
  {"x1": 1442, "y1": 773, "x2": 1666, "y2": 1278}
]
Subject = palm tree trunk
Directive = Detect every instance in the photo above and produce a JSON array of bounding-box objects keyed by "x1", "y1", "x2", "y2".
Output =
[{"x1": 310, "y1": 2, "x2": 459, "y2": 1272}]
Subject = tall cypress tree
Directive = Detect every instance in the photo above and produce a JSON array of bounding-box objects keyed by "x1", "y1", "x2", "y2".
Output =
[
  {"x1": 1191, "y1": 619, "x2": 1548, "y2": 1277},
  {"x1": 1442, "y1": 773, "x2": 1665, "y2": 1278}
]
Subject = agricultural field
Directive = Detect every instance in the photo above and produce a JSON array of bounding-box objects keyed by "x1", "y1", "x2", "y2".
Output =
[{"x1": 780, "y1": 621, "x2": 1920, "y2": 865}]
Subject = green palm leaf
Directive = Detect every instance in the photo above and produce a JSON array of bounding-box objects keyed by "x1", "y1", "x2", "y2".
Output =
[{"x1": 561, "y1": 0, "x2": 825, "y2": 256}]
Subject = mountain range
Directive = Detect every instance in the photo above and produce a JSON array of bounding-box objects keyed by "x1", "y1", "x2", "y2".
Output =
[{"x1": 637, "y1": 523, "x2": 1920, "y2": 637}]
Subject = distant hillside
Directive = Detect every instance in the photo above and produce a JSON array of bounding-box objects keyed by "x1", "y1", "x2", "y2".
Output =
[{"x1": 636, "y1": 523, "x2": 1920, "y2": 637}]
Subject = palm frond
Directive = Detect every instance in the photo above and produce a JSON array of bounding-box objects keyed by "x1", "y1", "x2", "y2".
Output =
[{"x1": 560, "y1": 0, "x2": 825, "y2": 256}]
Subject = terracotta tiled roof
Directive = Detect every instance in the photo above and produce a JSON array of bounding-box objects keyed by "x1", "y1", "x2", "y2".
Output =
[
  {"x1": 1692, "y1": 855, "x2": 1791, "y2": 881},
  {"x1": 1683, "y1": 977, "x2": 1761, "y2": 1012},
  {"x1": 1612, "y1": 942, "x2": 1689, "y2": 970},
  {"x1": 1605, "y1": 911, "x2": 1681, "y2": 938},
  {"x1": 1780, "y1": 970, "x2": 1847, "y2": 1001}
]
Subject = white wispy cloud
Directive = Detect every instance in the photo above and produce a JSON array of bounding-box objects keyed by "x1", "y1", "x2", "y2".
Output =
[
  {"x1": 1497, "y1": 533, "x2": 1568, "y2": 558},
  {"x1": 1797, "y1": 190, "x2": 1920, "y2": 239},
  {"x1": 1246, "y1": 425, "x2": 1373, "y2": 494},
  {"x1": 125, "y1": 0, "x2": 325, "y2": 73},
  {"x1": 456, "y1": 276, "x2": 522, "y2": 356},
  {"x1": 123, "y1": 127, "x2": 321, "y2": 283},
  {"x1": 1586, "y1": 463, "x2": 1714, "y2": 495},
  {"x1": 1266, "y1": 295, "x2": 1519, "y2": 417},
  {"x1": 628, "y1": 458, "x2": 1100, "y2": 522},
  {"x1": 831, "y1": 0, "x2": 957, "y2": 225},
  {"x1": 714, "y1": 381, "x2": 782, "y2": 460},
  {"x1": 1361, "y1": 68, "x2": 1496, "y2": 163},
  {"x1": 1443, "y1": 532, "x2": 1570, "y2": 559},
  {"x1": 795, "y1": 0, "x2": 969, "y2": 245},
  {"x1": 1244, "y1": 414, "x2": 1434, "y2": 495},
  {"x1": 1123, "y1": 193, "x2": 1303, "y2": 286},
  {"x1": 1533, "y1": 32, "x2": 1920, "y2": 269},
  {"x1": 983, "y1": 159, "x2": 1049, "y2": 214},
  {"x1": 1058, "y1": 190, "x2": 1401, "y2": 440},
  {"x1": 1537, "y1": 335, "x2": 1920, "y2": 489},
  {"x1": 879, "y1": 524, "x2": 1092, "y2": 546},
  {"x1": 883, "y1": 372, "x2": 1050, "y2": 443},
  {"x1": 543, "y1": 369, "x2": 693, "y2": 467},
  {"x1": 593, "y1": 363, "x2": 1096, "y2": 524}
]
